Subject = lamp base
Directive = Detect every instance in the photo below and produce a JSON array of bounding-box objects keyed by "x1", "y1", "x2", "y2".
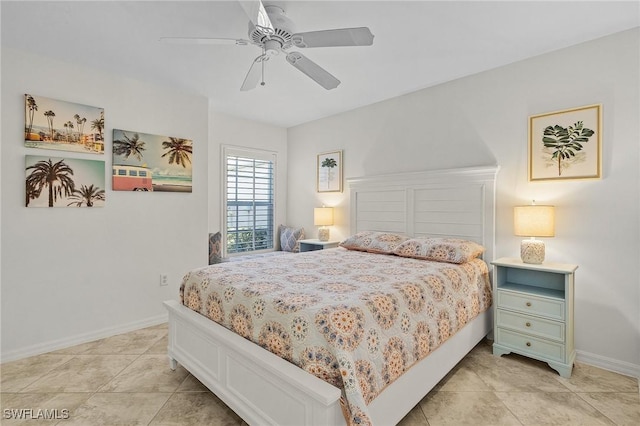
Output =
[
  {"x1": 318, "y1": 228, "x2": 330, "y2": 242},
  {"x1": 521, "y1": 239, "x2": 545, "y2": 264}
]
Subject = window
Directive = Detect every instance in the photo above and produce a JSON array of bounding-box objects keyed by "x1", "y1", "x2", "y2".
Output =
[
  {"x1": 223, "y1": 146, "x2": 276, "y2": 255},
  {"x1": 118, "y1": 169, "x2": 126, "y2": 176},
  {"x1": 129, "y1": 170, "x2": 138, "y2": 176}
]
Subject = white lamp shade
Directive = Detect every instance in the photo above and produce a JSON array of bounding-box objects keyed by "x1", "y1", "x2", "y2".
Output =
[
  {"x1": 514, "y1": 205, "x2": 555, "y2": 237},
  {"x1": 314, "y1": 207, "x2": 334, "y2": 226}
]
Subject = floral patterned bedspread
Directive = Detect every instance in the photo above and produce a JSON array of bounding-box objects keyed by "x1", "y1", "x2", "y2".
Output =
[{"x1": 180, "y1": 247, "x2": 491, "y2": 425}]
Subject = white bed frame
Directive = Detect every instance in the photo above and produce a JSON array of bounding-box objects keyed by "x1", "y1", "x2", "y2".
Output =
[{"x1": 165, "y1": 165, "x2": 499, "y2": 425}]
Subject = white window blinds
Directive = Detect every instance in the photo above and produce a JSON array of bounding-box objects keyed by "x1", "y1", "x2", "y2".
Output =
[{"x1": 223, "y1": 147, "x2": 275, "y2": 254}]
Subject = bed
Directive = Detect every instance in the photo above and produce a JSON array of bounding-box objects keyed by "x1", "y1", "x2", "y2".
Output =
[{"x1": 164, "y1": 165, "x2": 499, "y2": 425}]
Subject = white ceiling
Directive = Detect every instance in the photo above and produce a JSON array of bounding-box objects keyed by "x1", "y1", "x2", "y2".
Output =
[{"x1": 2, "y1": 1, "x2": 638, "y2": 128}]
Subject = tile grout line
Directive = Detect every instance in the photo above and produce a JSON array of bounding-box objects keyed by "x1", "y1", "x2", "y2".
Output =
[
  {"x1": 93, "y1": 332, "x2": 171, "y2": 425},
  {"x1": 5, "y1": 353, "x2": 77, "y2": 394},
  {"x1": 573, "y1": 391, "x2": 629, "y2": 426},
  {"x1": 468, "y1": 363, "x2": 526, "y2": 426},
  {"x1": 146, "y1": 368, "x2": 191, "y2": 426},
  {"x1": 57, "y1": 331, "x2": 170, "y2": 425},
  {"x1": 59, "y1": 348, "x2": 146, "y2": 425}
]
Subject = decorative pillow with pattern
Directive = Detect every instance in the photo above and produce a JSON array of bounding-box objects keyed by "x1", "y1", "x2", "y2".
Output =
[
  {"x1": 393, "y1": 237, "x2": 485, "y2": 264},
  {"x1": 339, "y1": 231, "x2": 409, "y2": 254},
  {"x1": 208, "y1": 232, "x2": 222, "y2": 265},
  {"x1": 279, "y1": 225, "x2": 305, "y2": 253}
]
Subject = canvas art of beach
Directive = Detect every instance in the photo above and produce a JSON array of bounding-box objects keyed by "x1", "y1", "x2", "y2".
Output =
[
  {"x1": 25, "y1": 94, "x2": 104, "y2": 154},
  {"x1": 112, "y1": 129, "x2": 193, "y2": 192}
]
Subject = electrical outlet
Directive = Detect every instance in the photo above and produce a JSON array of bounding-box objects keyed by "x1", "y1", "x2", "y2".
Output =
[{"x1": 160, "y1": 274, "x2": 168, "y2": 286}]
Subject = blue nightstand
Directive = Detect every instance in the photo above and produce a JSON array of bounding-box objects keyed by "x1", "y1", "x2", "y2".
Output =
[{"x1": 491, "y1": 257, "x2": 578, "y2": 378}]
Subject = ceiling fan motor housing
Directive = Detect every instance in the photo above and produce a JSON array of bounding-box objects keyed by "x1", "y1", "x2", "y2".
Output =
[{"x1": 248, "y1": 5, "x2": 295, "y2": 50}]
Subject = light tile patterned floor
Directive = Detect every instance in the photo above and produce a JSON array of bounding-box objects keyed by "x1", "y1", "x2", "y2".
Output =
[{"x1": 1, "y1": 324, "x2": 638, "y2": 425}]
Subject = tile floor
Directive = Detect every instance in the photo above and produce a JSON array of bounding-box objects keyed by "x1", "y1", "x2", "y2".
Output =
[{"x1": 1, "y1": 323, "x2": 638, "y2": 425}]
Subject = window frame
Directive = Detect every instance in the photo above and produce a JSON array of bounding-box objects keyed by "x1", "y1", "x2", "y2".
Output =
[{"x1": 222, "y1": 145, "x2": 277, "y2": 258}]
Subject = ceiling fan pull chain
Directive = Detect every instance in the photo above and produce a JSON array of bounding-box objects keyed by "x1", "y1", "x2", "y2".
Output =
[{"x1": 261, "y1": 47, "x2": 266, "y2": 86}]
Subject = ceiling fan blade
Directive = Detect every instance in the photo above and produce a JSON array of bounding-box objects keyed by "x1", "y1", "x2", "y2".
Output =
[
  {"x1": 286, "y1": 52, "x2": 340, "y2": 90},
  {"x1": 241, "y1": 54, "x2": 267, "y2": 91},
  {"x1": 291, "y1": 27, "x2": 374, "y2": 48},
  {"x1": 160, "y1": 37, "x2": 250, "y2": 46},
  {"x1": 238, "y1": 0, "x2": 274, "y2": 37}
]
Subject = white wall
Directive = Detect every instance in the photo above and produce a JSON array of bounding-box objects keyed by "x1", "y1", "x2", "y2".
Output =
[
  {"x1": 0, "y1": 48, "x2": 209, "y2": 361},
  {"x1": 287, "y1": 29, "x2": 640, "y2": 376},
  {"x1": 208, "y1": 111, "x2": 288, "y2": 239}
]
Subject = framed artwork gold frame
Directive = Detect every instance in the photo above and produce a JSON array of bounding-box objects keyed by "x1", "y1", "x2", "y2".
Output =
[
  {"x1": 316, "y1": 150, "x2": 343, "y2": 193},
  {"x1": 528, "y1": 104, "x2": 602, "y2": 181}
]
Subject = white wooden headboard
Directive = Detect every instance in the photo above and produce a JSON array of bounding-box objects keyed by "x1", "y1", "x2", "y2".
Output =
[{"x1": 347, "y1": 166, "x2": 499, "y2": 263}]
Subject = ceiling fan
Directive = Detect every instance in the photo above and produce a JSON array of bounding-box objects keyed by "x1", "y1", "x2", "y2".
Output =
[{"x1": 160, "y1": 0, "x2": 374, "y2": 91}]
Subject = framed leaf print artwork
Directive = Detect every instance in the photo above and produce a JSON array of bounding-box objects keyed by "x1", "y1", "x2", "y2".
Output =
[
  {"x1": 317, "y1": 150, "x2": 343, "y2": 192},
  {"x1": 529, "y1": 104, "x2": 602, "y2": 181}
]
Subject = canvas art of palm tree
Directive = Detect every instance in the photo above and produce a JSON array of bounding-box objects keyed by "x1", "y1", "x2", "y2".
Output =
[
  {"x1": 112, "y1": 129, "x2": 193, "y2": 192},
  {"x1": 24, "y1": 94, "x2": 104, "y2": 154},
  {"x1": 25, "y1": 155, "x2": 106, "y2": 207}
]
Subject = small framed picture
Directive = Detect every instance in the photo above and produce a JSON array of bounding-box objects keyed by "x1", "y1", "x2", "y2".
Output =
[
  {"x1": 529, "y1": 104, "x2": 602, "y2": 181},
  {"x1": 317, "y1": 150, "x2": 343, "y2": 192}
]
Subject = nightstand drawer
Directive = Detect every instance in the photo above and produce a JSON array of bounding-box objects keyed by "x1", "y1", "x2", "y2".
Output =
[
  {"x1": 497, "y1": 289, "x2": 565, "y2": 321},
  {"x1": 496, "y1": 328, "x2": 565, "y2": 363},
  {"x1": 496, "y1": 310, "x2": 564, "y2": 342}
]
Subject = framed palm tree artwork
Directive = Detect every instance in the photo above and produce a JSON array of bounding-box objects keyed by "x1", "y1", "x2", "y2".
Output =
[
  {"x1": 528, "y1": 104, "x2": 602, "y2": 181},
  {"x1": 25, "y1": 155, "x2": 105, "y2": 207},
  {"x1": 112, "y1": 129, "x2": 193, "y2": 192},
  {"x1": 317, "y1": 150, "x2": 343, "y2": 193},
  {"x1": 24, "y1": 94, "x2": 104, "y2": 154}
]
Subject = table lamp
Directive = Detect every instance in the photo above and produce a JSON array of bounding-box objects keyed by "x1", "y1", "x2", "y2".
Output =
[
  {"x1": 514, "y1": 202, "x2": 555, "y2": 264},
  {"x1": 314, "y1": 207, "x2": 334, "y2": 242}
]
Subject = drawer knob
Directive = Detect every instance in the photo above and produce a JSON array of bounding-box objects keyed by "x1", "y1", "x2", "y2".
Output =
[
  {"x1": 526, "y1": 342, "x2": 532, "y2": 347},
  {"x1": 525, "y1": 322, "x2": 531, "y2": 327},
  {"x1": 526, "y1": 302, "x2": 532, "y2": 307}
]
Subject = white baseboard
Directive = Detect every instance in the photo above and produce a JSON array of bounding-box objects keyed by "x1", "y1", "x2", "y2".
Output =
[
  {"x1": 576, "y1": 349, "x2": 640, "y2": 379},
  {"x1": 0, "y1": 314, "x2": 168, "y2": 363}
]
